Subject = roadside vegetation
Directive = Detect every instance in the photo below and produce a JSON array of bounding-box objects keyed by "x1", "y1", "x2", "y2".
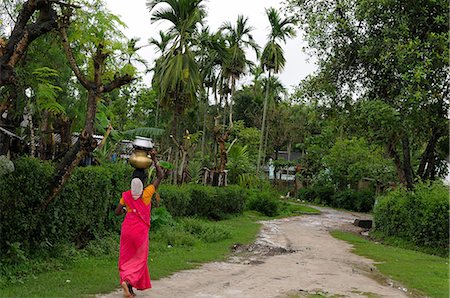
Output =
[{"x1": 331, "y1": 231, "x2": 449, "y2": 298}]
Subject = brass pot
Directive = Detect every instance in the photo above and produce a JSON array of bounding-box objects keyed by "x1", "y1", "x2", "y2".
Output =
[{"x1": 129, "y1": 149, "x2": 153, "y2": 169}]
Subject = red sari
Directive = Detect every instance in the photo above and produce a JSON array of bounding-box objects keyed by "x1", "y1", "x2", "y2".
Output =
[{"x1": 118, "y1": 189, "x2": 152, "y2": 290}]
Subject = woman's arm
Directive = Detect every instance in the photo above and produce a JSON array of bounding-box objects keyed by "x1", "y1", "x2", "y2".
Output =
[
  {"x1": 115, "y1": 202, "x2": 126, "y2": 216},
  {"x1": 149, "y1": 149, "x2": 165, "y2": 190}
]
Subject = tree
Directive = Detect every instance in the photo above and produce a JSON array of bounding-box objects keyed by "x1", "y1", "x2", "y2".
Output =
[
  {"x1": 220, "y1": 15, "x2": 260, "y2": 127},
  {"x1": 286, "y1": 0, "x2": 449, "y2": 188},
  {"x1": 147, "y1": 0, "x2": 205, "y2": 183},
  {"x1": 0, "y1": 1, "x2": 77, "y2": 155},
  {"x1": 149, "y1": 30, "x2": 174, "y2": 127},
  {"x1": 256, "y1": 7, "x2": 296, "y2": 174},
  {"x1": 42, "y1": 0, "x2": 136, "y2": 208},
  {"x1": 147, "y1": 0, "x2": 204, "y2": 138}
]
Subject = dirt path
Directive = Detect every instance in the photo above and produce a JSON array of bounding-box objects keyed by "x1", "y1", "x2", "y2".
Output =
[{"x1": 99, "y1": 206, "x2": 412, "y2": 298}]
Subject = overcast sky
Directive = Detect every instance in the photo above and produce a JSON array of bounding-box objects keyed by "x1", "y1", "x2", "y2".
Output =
[{"x1": 105, "y1": 0, "x2": 317, "y2": 93}]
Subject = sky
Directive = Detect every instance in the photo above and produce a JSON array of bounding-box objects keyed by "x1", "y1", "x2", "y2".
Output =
[{"x1": 104, "y1": 0, "x2": 317, "y2": 93}]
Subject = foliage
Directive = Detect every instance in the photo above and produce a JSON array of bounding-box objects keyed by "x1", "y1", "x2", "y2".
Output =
[
  {"x1": 323, "y1": 138, "x2": 396, "y2": 189},
  {"x1": 296, "y1": 185, "x2": 335, "y2": 206},
  {"x1": 227, "y1": 144, "x2": 254, "y2": 184},
  {"x1": 246, "y1": 189, "x2": 280, "y2": 217},
  {"x1": 286, "y1": 0, "x2": 449, "y2": 187},
  {"x1": 158, "y1": 184, "x2": 246, "y2": 219},
  {"x1": 0, "y1": 155, "x2": 14, "y2": 177},
  {"x1": 150, "y1": 207, "x2": 175, "y2": 231},
  {"x1": 331, "y1": 189, "x2": 375, "y2": 212},
  {"x1": 373, "y1": 181, "x2": 449, "y2": 254},
  {"x1": 0, "y1": 157, "x2": 132, "y2": 258}
]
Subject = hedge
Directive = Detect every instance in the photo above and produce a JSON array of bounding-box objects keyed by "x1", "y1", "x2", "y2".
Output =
[
  {"x1": 0, "y1": 157, "x2": 132, "y2": 257},
  {"x1": 157, "y1": 184, "x2": 246, "y2": 220},
  {"x1": 297, "y1": 185, "x2": 375, "y2": 212},
  {"x1": 373, "y1": 181, "x2": 449, "y2": 253},
  {"x1": 0, "y1": 157, "x2": 276, "y2": 260}
]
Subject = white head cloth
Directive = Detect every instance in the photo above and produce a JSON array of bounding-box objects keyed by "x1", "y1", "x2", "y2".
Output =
[{"x1": 131, "y1": 178, "x2": 143, "y2": 200}]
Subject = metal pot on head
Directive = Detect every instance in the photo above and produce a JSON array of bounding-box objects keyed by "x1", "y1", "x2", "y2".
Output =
[{"x1": 129, "y1": 136, "x2": 154, "y2": 169}]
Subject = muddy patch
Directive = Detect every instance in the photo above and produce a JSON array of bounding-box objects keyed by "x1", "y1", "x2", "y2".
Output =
[{"x1": 229, "y1": 242, "x2": 296, "y2": 265}]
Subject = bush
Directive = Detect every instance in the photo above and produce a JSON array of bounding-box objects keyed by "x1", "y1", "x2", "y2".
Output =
[
  {"x1": 246, "y1": 189, "x2": 280, "y2": 217},
  {"x1": 331, "y1": 189, "x2": 375, "y2": 212},
  {"x1": 0, "y1": 157, "x2": 133, "y2": 257},
  {"x1": 158, "y1": 184, "x2": 245, "y2": 220},
  {"x1": 373, "y1": 181, "x2": 449, "y2": 255},
  {"x1": 151, "y1": 207, "x2": 175, "y2": 231},
  {"x1": 297, "y1": 185, "x2": 334, "y2": 205},
  {"x1": 158, "y1": 185, "x2": 191, "y2": 217},
  {"x1": 216, "y1": 185, "x2": 246, "y2": 215}
]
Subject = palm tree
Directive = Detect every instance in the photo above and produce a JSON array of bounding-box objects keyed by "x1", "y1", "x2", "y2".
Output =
[
  {"x1": 146, "y1": 0, "x2": 205, "y2": 138},
  {"x1": 147, "y1": 0, "x2": 205, "y2": 184},
  {"x1": 256, "y1": 7, "x2": 296, "y2": 174},
  {"x1": 149, "y1": 30, "x2": 175, "y2": 127},
  {"x1": 220, "y1": 15, "x2": 260, "y2": 128}
]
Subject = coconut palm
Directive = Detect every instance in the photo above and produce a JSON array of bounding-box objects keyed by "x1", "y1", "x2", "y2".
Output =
[
  {"x1": 256, "y1": 7, "x2": 296, "y2": 174},
  {"x1": 220, "y1": 15, "x2": 260, "y2": 127}
]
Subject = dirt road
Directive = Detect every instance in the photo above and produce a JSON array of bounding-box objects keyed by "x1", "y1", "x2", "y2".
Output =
[{"x1": 99, "y1": 206, "x2": 412, "y2": 298}]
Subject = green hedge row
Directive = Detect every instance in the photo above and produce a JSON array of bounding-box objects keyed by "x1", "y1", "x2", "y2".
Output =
[
  {"x1": 0, "y1": 157, "x2": 282, "y2": 260},
  {"x1": 0, "y1": 157, "x2": 132, "y2": 257},
  {"x1": 373, "y1": 181, "x2": 449, "y2": 252},
  {"x1": 296, "y1": 186, "x2": 375, "y2": 212},
  {"x1": 158, "y1": 184, "x2": 246, "y2": 219}
]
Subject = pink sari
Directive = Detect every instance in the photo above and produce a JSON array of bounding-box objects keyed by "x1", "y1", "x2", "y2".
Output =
[{"x1": 118, "y1": 190, "x2": 152, "y2": 290}]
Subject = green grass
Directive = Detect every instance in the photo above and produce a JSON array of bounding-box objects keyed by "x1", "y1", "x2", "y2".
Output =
[
  {"x1": 282, "y1": 203, "x2": 321, "y2": 215},
  {"x1": 0, "y1": 214, "x2": 261, "y2": 297},
  {"x1": 331, "y1": 231, "x2": 449, "y2": 298}
]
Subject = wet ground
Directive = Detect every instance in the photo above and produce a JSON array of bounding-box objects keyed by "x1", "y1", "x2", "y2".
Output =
[{"x1": 98, "y1": 206, "x2": 414, "y2": 298}]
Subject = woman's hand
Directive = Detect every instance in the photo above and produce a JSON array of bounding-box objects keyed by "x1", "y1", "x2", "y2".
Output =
[{"x1": 149, "y1": 149, "x2": 157, "y2": 161}]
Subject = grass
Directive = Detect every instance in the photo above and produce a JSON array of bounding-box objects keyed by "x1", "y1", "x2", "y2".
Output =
[
  {"x1": 0, "y1": 214, "x2": 261, "y2": 297},
  {"x1": 281, "y1": 202, "x2": 321, "y2": 216},
  {"x1": 331, "y1": 230, "x2": 449, "y2": 298}
]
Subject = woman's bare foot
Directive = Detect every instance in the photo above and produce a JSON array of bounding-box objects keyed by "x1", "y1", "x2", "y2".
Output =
[
  {"x1": 121, "y1": 281, "x2": 132, "y2": 298},
  {"x1": 127, "y1": 283, "x2": 136, "y2": 297}
]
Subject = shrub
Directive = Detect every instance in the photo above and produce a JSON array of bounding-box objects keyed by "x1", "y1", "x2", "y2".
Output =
[
  {"x1": 297, "y1": 185, "x2": 334, "y2": 205},
  {"x1": 373, "y1": 181, "x2": 449, "y2": 255},
  {"x1": 331, "y1": 189, "x2": 375, "y2": 212},
  {"x1": 158, "y1": 185, "x2": 191, "y2": 217},
  {"x1": 151, "y1": 207, "x2": 175, "y2": 231},
  {"x1": 246, "y1": 189, "x2": 280, "y2": 217},
  {"x1": 216, "y1": 185, "x2": 246, "y2": 215},
  {"x1": 0, "y1": 157, "x2": 133, "y2": 257},
  {"x1": 158, "y1": 184, "x2": 245, "y2": 220},
  {"x1": 188, "y1": 184, "x2": 220, "y2": 219}
]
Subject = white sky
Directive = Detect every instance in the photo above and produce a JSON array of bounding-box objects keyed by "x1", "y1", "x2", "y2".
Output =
[{"x1": 105, "y1": 0, "x2": 317, "y2": 93}]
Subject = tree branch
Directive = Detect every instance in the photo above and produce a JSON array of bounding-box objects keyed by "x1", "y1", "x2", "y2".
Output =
[
  {"x1": 101, "y1": 74, "x2": 135, "y2": 93},
  {"x1": 58, "y1": 24, "x2": 91, "y2": 90}
]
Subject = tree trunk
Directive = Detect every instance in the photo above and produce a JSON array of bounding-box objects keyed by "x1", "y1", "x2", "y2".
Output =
[
  {"x1": 229, "y1": 76, "x2": 236, "y2": 128},
  {"x1": 401, "y1": 135, "x2": 414, "y2": 189},
  {"x1": 417, "y1": 126, "x2": 439, "y2": 180},
  {"x1": 257, "y1": 71, "x2": 271, "y2": 174},
  {"x1": 387, "y1": 140, "x2": 407, "y2": 185}
]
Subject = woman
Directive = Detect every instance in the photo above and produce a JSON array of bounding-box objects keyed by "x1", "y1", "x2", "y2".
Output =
[{"x1": 115, "y1": 150, "x2": 164, "y2": 298}]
